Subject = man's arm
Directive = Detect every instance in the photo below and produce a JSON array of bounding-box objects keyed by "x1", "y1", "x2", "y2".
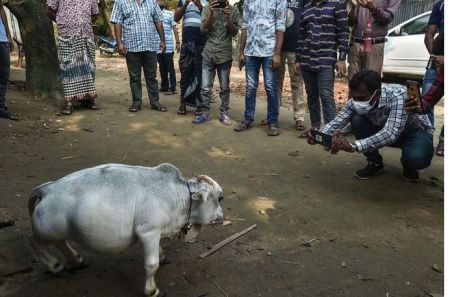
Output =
[
  {"x1": 320, "y1": 101, "x2": 354, "y2": 135},
  {"x1": 335, "y1": 1, "x2": 349, "y2": 74},
  {"x1": 156, "y1": 22, "x2": 165, "y2": 44},
  {"x1": 225, "y1": 6, "x2": 240, "y2": 36},
  {"x1": 174, "y1": 0, "x2": 189, "y2": 22},
  {"x1": 361, "y1": 0, "x2": 401, "y2": 26},
  {"x1": 272, "y1": 0, "x2": 286, "y2": 68},
  {"x1": 348, "y1": 3, "x2": 358, "y2": 26},
  {"x1": 0, "y1": 3, "x2": 13, "y2": 52},
  {"x1": 425, "y1": 25, "x2": 438, "y2": 54},
  {"x1": 172, "y1": 23, "x2": 180, "y2": 51},
  {"x1": 201, "y1": 3, "x2": 213, "y2": 33}
]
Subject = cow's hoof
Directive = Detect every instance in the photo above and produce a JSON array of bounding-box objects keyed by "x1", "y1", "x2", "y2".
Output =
[
  {"x1": 49, "y1": 262, "x2": 64, "y2": 274},
  {"x1": 146, "y1": 288, "x2": 166, "y2": 297}
]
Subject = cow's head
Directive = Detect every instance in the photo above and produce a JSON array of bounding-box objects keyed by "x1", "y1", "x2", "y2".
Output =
[{"x1": 191, "y1": 175, "x2": 224, "y2": 225}]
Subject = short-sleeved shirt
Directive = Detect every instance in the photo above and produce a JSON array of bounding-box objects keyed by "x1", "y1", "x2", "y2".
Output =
[
  {"x1": 177, "y1": 0, "x2": 208, "y2": 45},
  {"x1": 428, "y1": 0, "x2": 444, "y2": 33},
  {"x1": 242, "y1": 0, "x2": 287, "y2": 57},
  {"x1": 47, "y1": 0, "x2": 99, "y2": 38},
  {"x1": 154, "y1": 9, "x2": 176, "y2": 54},
  {"x1": 110, "y1": 0, "x2": 164, "y2": 52},
  {"x1": 0, "y1": 14, "x2": 7, "y2": 42},
  {"x1": 283, "y1": 0, "x2": 303, "y2": 52}
]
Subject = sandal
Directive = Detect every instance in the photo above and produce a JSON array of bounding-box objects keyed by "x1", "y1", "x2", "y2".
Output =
[
  {"x1": 151, "y1": 104, "x2": 168, "y2": 112},
  {"x1": 436, "y1": 140, "x2": 444, "y2": 157},
  {"x1": 0, "y1": 108, "x2": 18, "y2": 121},
  {"x1": 295, "y1": 120, "x2": 306, "y2": 130},
  {"x1": 268, "y1": 123, "x2": 280, "y2": 136},
  {"x1": 192, "y1": 113, "x2": 211, "y2": 124},
  {"x1": 177, "y1": 105, "x2": 187, "y2": 115},
  {"x1": 219, "y1": 113, "x2": 232, "y2": 126},
  {"x1": 61, "y1": 106, "x2": 73, "y2": 115},
  {"x1": 129, "y1": 102, "x2": 141, "y2": 112}
]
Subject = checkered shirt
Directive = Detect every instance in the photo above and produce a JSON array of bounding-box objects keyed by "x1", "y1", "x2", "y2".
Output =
[
  {"x1": 110, "y1": 0, "x2": 163, "y2": 52},
  {"x1": 320, "y1": 84, "x2": 434, "y2": 153}
]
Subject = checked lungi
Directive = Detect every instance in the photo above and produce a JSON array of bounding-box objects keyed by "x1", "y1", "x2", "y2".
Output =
[{"x1": 59, "y1": 36, "x2": 97, "y2": 102}]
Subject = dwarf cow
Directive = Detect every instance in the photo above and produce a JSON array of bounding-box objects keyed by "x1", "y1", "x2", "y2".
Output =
[{"x1": 28, "y1": 163, "x2": 224, "y2": 296}]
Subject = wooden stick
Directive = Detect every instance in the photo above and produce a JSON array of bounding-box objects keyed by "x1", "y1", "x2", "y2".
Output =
[
  {"x1": 212, "y1": 280, "x2": 229, "y2": 297},
  {"x1": 199, "y1": 224, "x2": 258, "y2": 259}
]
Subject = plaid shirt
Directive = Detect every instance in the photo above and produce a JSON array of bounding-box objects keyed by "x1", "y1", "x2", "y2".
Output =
[
  {"x1": 110, "y1": 0, "x2": 163, "y2": 52},
  {"x1": 321, "y1": 84, "x2": 434, "y2": 153}
]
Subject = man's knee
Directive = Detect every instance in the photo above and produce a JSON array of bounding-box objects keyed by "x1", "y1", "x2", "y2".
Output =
[{"x1": 402, "y1": 143, "x2": 434, "y2": 170}]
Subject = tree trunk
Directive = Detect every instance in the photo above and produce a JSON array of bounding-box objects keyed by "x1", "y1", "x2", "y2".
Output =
[
  {"x1": 6, "y1": 0, "x2": 61, "y2": 98},
  {"x1": 99, "y1": 0, "x2": 114, "y2": 37}
]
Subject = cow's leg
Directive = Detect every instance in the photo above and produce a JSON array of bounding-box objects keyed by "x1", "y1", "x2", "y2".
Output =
[
  {"x1": 55, "y1": 241, "x2": 84, "y2": 268},
  {"x1": 137, "y1": 230, "x2": 161, "y2": 297},
  {"x1": 31, "y1": 235, "x2": 64, "y2": 274}
]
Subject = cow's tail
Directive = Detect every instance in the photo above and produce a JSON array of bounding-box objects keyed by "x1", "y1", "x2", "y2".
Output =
[{"x1": 28, "y1": 182, "x2": 51, "y2": 216}]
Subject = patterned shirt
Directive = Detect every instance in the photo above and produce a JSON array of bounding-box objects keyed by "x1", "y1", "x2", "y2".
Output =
[
  {"x1": 320, "y1": 84, "x2": 434, "y2": 153},
  {"x1": 351, "y1": 0, "x2": 401, "y2": 39},
  {"x1": 242, "y1": 0, "x2": 287, "y2": 57},
  {"x1": 296, "y1": 0, "x2": 349, "y2": 70},
  {"x1": 47, "y1": 0, "x2": 99, "y2": 38},
  {"x1": 111, "y1": 0, "x2": 164, "y2": 52},
  {"x1": 154, "y1": 9, "x2": 176, "y2": 54}
]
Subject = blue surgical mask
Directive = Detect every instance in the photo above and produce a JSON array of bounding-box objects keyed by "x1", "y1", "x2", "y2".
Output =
[{"x1": 353, "y1": 90, "x2": 379, "y2": 115}]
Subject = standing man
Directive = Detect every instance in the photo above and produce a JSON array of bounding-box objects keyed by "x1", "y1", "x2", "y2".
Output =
[
  {"x1": 276, "y1": 0, "x2": 306, "y2": 131},
  {"x1": 175, "y1": 0, "x2": 208, "y2": 115},
  {"x1": 193, "y1": 0, "x2": 240, "y2": 125},
  {"x1": 155, "y1": 0, "x2": 180, "y2": 95},
  {"x1": 347, "y1": 0, "x2": 401, "y2": 78},
  {"x1": 47, "y1": 0, "x2": 99, "y2": 115},
  {"x1": 423, "y1": 0, "x2": 444, "y2": 156},
  {"x1": 111, "y1": 0, "x2": 167, "y2": 113},
  {"x1": 233, "y1": 0, "x2": 287, "y2": 136},
  {"x1": 295, "y1": 0, "x2": 349, "y2": 135},
  {"x1": 0, "y1": 2, "x2": 16, "y2": 120}
]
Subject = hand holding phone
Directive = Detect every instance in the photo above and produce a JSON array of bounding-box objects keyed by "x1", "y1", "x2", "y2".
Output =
[
  {"x1": 406, "y1": 80, "x2": 423, "y2": 114},
  {"x1": 310, "y1": 130, "x2": 333, "y2": 148}
]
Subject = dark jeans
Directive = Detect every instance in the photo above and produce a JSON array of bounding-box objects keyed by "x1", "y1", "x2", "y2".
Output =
[
  {"x1": 351, "y1": 114, "x2": 434, "y2": 171},
  {"x1": 244, "y1": 56, "x2": 279, "y2": 124},
  {"x1": 200, "y1": 59, "x2": 231, "y2": 114},
  {"x1": 125, "y1": 51, "x2": 160, "y2": 106},
  {"x1": 0, "y1": 42, "x2": 10, "y2": 109},
  {"x1": 157, "y1": 53, "x2": 176, "y2": 92},
  {"x1": 179, "y1": 42, "x2": 204, "y2": 106},
  {"x1": 301, "y1": 67, "x2": 336, "y2": 128}
]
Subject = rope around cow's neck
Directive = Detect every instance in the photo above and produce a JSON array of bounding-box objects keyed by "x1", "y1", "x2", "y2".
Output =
[{"x1": 181, "y1": 181, "x2": 194, "y2": 234}]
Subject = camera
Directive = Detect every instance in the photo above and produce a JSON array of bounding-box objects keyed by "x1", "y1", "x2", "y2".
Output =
[{"x1": 217, "y1": 0, "x2": 227, "y2": 9}]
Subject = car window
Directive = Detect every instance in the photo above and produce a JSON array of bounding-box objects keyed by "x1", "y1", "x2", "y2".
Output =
[{"x1": 400, "y1": 15, "x2": 430, "y2": 35}]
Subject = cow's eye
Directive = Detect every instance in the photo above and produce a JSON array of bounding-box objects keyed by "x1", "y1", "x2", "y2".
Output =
[{"x1": 219, "y1": 196, "x2": 224, "y2": 202}]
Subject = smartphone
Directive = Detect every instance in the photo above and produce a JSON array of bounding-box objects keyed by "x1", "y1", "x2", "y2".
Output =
[
  {"x1": 406, "y1": 80, "x2": 423, "y2": 113},
  {"x1": 217, "y1": 0, "x2": 227, "y2": 8},
  {"x1": 311, "y1": 130, "x2": 333, "y2": 149}
]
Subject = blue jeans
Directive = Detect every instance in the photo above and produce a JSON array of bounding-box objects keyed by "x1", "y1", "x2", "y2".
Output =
[
  {"x1": 244, "y1": 56, "x2": 279, "y2": 124},
  {"x1": 351, "y1": 114, "x2": 434, "y2": 170},
  {"x1": 200, "y1": 59, "x2": 231, "y2": 114},
  {"x1": 301, "y1": 67, "x2": 336, "y2": 128},
  {"x1": 423, "y1": 67, "x2": 444, "y2": 141}
]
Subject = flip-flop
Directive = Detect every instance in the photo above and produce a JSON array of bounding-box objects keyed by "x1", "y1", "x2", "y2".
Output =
[
  {"x1": 192, "y1": 114, "x2": 211, "y2": 124},
  {"x1": 151, "y1": 104, "x2": 168, "y2": 112},
  {"x1": 177, "y1": 105, "x2": 187, "y2": 115},
  {"x1": 60, "y1": 106, "x2": 73, "y2": 116},
  {"x1": 129, "y1": 103, "x2": 141, "y2": 112}
]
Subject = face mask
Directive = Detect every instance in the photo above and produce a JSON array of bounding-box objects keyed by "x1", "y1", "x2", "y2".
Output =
[{"x1": 353, "y1": 90, "x2": 379, "y2": 115}]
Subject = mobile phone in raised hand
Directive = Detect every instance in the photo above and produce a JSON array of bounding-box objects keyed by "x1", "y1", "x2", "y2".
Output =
[{"x1": 406, "y1": 80, "x2": 423, "y2": 113}]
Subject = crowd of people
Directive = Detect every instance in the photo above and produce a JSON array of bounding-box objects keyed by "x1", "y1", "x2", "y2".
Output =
[{"x1": 0, "y1": 0, "x2": 445, "y2": 181}]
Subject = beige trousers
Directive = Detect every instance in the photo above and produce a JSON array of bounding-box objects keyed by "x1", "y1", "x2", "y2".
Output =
[
  {"x1": 276, "y1": 52, "x2": 305, "y2": 121},
  {"x1": 348, "y1": 42, "x2": 385, "y2": 79}
]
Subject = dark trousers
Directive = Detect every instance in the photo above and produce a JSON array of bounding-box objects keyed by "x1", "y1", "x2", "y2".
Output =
[
  {"x1": 351, "y1": 114, "x2": 434, "y2": 171},
  {"x1": 125, "y1": 51, "x2": 160, "y2": 106},
  {"x1": 301, "y1": 67, "x2": 336, "y2": 128},
  {"x1": 157, "y1": 53, "x2": 176, "y2": 92},
  {"x1": 0, "y1": 42, "x2": 10, "y2": 109}
]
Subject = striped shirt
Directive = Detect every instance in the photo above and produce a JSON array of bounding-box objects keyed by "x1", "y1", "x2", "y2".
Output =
[
  {"x1": 296, "y1": 0, "x2": 349, "y2": 70},
  {"x1": 110, "y1": 0, "x2": 164, "y2": 52},
  {"x1": 320, "y1": 84, "x2": 434, "y2": 153},
  {"x1": 242, "y1": 0, "x2": 287, "y2": 57},
  {"x1": 154, "y1": 9, "x2": 176, "y2": 53},
  {"x1": 177, "y1": 0, "x2": 208, "y2": 44}
]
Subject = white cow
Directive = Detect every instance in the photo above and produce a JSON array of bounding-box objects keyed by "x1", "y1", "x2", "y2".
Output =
[{"x1": 28, "y1": 163, "x2": 224, "y2": 297}]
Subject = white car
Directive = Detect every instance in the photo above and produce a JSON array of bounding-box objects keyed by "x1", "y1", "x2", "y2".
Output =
[{"x1": 383, "y1": 11, "x2": 431, "y2": 78}]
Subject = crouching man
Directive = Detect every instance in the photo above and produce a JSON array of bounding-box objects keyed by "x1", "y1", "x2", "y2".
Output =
[{"x1": 307, "y1": 70, "x2": 434, "y2": 182}]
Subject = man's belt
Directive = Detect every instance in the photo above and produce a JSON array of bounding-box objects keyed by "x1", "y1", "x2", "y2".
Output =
[{"x1": 351, "y1": 36, "x2": 387, "y2": 45}]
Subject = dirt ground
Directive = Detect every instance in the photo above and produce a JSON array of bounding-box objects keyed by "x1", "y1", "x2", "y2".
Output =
[{"x1": 0, "y1": 54, "x2": 444, "y2": 297}]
